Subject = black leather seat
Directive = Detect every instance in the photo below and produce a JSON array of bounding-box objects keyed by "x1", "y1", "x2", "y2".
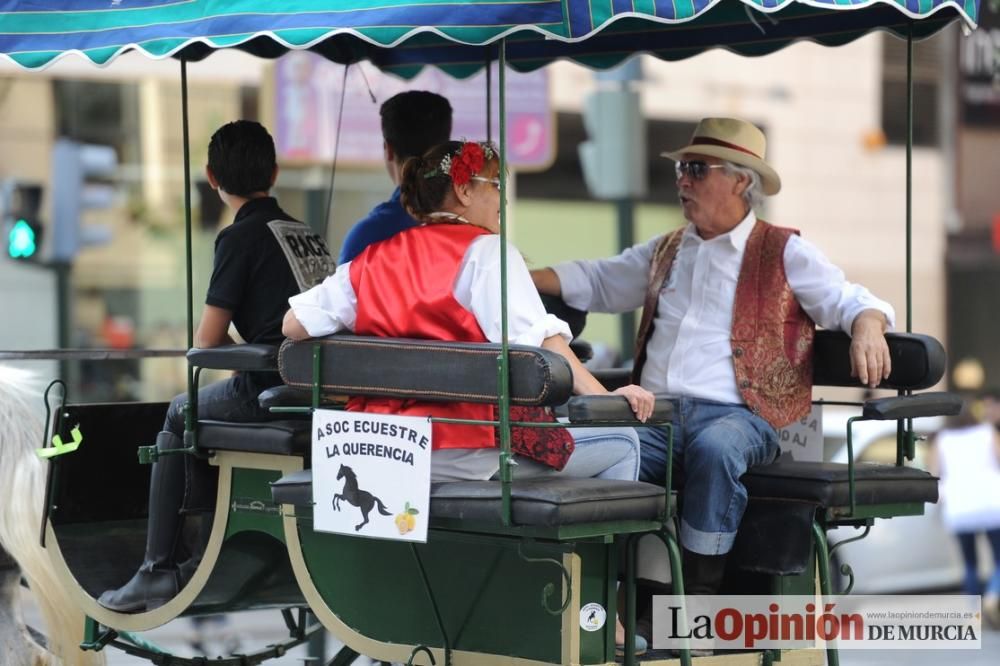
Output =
[
  {"x1": 742, "y1": 459, "x2": 938, "y2": 507},
  {"x1": 430, "y1": 478, "x2": 666, "y2": 526},
  {"x1": 199, "y1": 419, "x2": 311, "y2": 456},
  {"x1": 731, "y1": 461, "x2": 940, "y2": 575},
  {"x1": 271, "y1": 470, "x2": 666, "y2": 527}
]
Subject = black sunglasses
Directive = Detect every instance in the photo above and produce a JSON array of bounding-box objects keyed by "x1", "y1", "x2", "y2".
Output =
[{"x1": 675, "y1": 160, "x2": 726, "y2": 181}]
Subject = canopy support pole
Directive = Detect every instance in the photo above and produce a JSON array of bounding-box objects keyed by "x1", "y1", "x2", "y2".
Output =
[
  {"x1": 497, "y1": 40, "x2": 513, "y2": 526},
  {"x1": 486, "y1": 51, "x2": 493, "y2": 143},
  {"x1": 181, "y1": 59, "x2": 193, "y2": 352},
  {"x1": 905, "y1": 25, "x2": 913, "y2": 335},
  {"x1": 180, "y1": 59, "x2": 198, "y2": 438},
  {"x1": 322, "y1": 65, "x2": 350, "y2": 239},
  {"x1": 899, "y1": 24, "x2": 915, "y2": 465}
]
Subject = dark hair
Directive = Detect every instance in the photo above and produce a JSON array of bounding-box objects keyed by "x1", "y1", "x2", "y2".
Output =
[
  {"x1": 380, "y1": 91, "x2": 453, "y2": 162},
  {"x1": 399, "y1": 141, "x2": 499, "y2": 219},
  {"x1": 207, "y1": 120, "x2": 276, "y2": 197}
]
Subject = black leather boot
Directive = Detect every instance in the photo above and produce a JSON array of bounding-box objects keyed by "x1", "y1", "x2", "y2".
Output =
[
  {"x1": 98, "y1": 431, "x2": 185, "y2": 613},
  {"x1": 681, "y1": 548, "x2": 727, "y2": 596},
  {"x1": 677, "y1": 548, "x2": 728, "y2": 657},
  {"x1": 177, "y1": 510, "x2": 213, "y2": 588}
]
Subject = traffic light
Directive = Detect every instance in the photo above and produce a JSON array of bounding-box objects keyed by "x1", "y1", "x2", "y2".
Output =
[
  {"x1": 3, "y1": 182, "x2": 44, "y2": 262},
  {"x1": 8, "y1": 219, "x2": 40, "y2": 259},
  {"x1": 579, "y1": 60, "x2": 647, "y2": 201},
  {"x1": 51, "y1": 139, "x2": 117, "y2": 262}
]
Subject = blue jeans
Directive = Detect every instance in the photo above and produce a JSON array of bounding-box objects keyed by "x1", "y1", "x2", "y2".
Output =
[
  {"x1": 164, "y1": 373, "x2": 275, "y2": 436},
  {"x1": 163, "y1": 373, "x2": 278, "y2": 511},
  {"x1": 515, "y1": 426, "x2": 641, "y2": 481},
  {"x1": 637, "y1": 397, "x2": 779, "y2": 556},
  {"x1": 957, "y1": 529, "x2": 1000, "y2": 597}
]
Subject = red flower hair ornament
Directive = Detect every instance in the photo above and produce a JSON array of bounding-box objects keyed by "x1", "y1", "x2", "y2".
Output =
[{"x1": 425, "y1": 141, "x2": 496, "y2": 185}]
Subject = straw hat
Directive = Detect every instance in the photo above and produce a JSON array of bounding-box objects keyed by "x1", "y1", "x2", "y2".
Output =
[{"x1": 661, "y1": 117, "x2": 781, "y2": 196}]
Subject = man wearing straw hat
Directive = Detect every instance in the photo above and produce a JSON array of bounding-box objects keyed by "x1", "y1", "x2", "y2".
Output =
[{"x1": 532, "y1": 117, "x2": 895, "y2": 596}]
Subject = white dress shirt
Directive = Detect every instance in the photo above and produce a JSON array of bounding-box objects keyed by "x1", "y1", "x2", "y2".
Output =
[
  {"x1": 553, "y1": 211, "x2": 895, "y2": 404},
  {"x1": 289, "y1": 233, "x2": 571, "y2": 346}
]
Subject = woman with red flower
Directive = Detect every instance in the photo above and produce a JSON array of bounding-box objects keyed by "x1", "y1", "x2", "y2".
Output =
[
  {"x1": 285, "y1": 140, "x2": 654, "y2": 652},
  {"x1": 284, "y1": 140, "x2": 654, "y2": 483}
]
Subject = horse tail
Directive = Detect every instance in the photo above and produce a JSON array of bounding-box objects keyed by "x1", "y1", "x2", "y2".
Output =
[
  {"x1": 0, "y1": 366, "x2": 105, "y2": 666},
  {"x1": 374, "y1": 497, "x2": 392, "y2": 516}
]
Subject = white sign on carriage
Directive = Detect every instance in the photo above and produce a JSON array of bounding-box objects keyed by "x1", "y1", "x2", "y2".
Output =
[{"x1": 311, "y1": 410, "x2": 432, "y2": 542}]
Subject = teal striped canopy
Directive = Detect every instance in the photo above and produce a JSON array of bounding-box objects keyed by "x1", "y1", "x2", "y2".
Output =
[{"x1": 0, "y1": 1, "x2": 981, "y2": 76}]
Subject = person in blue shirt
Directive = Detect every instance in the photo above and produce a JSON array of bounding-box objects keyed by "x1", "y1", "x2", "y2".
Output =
[{"x1": 338, "y1": 91, "x2": 453, "y2": 264}]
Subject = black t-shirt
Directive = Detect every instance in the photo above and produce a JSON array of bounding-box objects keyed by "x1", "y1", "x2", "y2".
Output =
[{"x1": 205, "y1": 197, "x2": 336, "y2": 346}]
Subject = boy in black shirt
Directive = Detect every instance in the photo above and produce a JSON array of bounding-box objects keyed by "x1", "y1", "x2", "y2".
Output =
[{"x1": 99, "y1": 120, "x2": 334, "y2": 613}]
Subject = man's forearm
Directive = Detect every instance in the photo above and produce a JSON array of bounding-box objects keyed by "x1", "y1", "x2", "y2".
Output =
[{"x1": 530, "y1": 268, "x2": 562, "y2": 296}]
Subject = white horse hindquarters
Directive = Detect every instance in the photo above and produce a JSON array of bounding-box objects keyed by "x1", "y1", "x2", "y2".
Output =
[{"x1": 0, "y1": 365, "x2": 105, "y2": 666}]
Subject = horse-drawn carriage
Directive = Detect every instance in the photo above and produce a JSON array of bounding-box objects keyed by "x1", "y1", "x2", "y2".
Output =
[{"x1": 0, "y1": 1, "x2": 982, "y2": 665}]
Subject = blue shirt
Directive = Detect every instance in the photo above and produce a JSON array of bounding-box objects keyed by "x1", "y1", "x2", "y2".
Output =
[{"x1": 338, "y1": 187, "x2": 419, "y2": 264}]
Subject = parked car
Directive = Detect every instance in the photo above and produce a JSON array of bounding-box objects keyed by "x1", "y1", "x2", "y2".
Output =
[{"x1": 823, "y1": 406, "x2": 993, "y2": 593}]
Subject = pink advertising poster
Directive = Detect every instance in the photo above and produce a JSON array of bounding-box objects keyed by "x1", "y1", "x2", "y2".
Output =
[{"x1": 275, "y1": 52, "x2": 553, "y2": 170}]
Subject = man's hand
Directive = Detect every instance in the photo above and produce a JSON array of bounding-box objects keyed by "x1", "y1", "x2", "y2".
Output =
[
  {"x1": 850, "y1": 309, "x2": 891, "y2": 388},
  {"x1": 612, "y1": 384, "x2": 656, "y2": 422}
]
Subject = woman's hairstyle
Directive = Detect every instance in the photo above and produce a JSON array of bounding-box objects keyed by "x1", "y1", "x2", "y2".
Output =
[{"x1": 400, "y1": 140, "x2": 499, "y2": 219}]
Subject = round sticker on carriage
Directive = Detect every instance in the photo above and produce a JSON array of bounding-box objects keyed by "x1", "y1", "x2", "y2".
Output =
[{"x1": 579, "y1": 603, "x2": 607, "y2": 632}]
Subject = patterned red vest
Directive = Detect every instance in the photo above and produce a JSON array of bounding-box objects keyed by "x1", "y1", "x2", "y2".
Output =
[
  {"x1": 632, "y1": 219, "x2": 815, "y2": 429},
  {"x1": 349, "y1": 224, "x2": 574, "y2": 468}
]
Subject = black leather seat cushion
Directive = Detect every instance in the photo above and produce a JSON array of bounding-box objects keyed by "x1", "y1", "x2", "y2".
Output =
[
  {"x1": 272, "y1": 471, "x2": 665, "y2": 527},
  {"x1": 187, "y1": 343, "x2": 278, "y2": 371},
  {"x1": 430, "y1": 478, "x2": 666, "y2": 526},
  {"x1": 742, "y1": 460, "x2": 938, "y2": 507},
  {"x1": 199, "y1": 419, "x2": 311, "y2": 455}
]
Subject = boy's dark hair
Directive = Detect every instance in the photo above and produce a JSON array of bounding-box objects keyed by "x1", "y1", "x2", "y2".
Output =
[
  {"x1": 380, "y1": 91, "x2": 453, "y2": 162},
  {"x1": 207, "y1": 120, "x2": 277, "y2": 197}
]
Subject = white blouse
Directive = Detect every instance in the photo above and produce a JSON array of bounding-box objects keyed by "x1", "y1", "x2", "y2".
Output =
[{"x1": 289, "y1": 233, "x2": 571, "y2": 347}]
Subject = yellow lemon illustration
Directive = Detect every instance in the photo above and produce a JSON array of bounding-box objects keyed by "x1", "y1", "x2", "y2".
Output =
[
  {"x1": 395, "y1": 502, "x2": 420, "y2": 535},
  {"x1": 395, "y1": 513, "x2": 411, "y2": 534}
]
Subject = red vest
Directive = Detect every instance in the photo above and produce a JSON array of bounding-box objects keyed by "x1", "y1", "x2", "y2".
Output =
[
  {"x1": 633, "y1": 219, "x2": 815, "y2": 429},
  {"x1": 348, "y1": 224, "x2": 574, "y2": 469}
]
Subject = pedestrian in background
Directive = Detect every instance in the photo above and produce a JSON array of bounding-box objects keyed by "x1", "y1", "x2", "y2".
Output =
[{"x1": 932, "y1": 389, "x2": 1000, "y2": 628}]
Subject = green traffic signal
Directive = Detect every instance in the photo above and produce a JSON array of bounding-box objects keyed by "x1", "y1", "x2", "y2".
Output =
[{"x1": 8, "y1": 218, "x2": 37, "y2": 259}]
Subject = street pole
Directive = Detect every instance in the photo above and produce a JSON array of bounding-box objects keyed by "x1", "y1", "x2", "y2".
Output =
[
  {"x1": 617, "y1": 198, "x2": 636, "y2": 360},
  {"x1": 54, "y1": 261, "x2": 74, "y2": 391}
]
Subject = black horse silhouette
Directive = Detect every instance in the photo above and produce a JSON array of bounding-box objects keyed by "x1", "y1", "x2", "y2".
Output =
[{"x1": 333, "y1": 464, "x2": 392, "y2": 531}]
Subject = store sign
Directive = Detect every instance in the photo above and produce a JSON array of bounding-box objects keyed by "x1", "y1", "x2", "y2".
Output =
[
  {"x1": 960, "y1": 3, "x2": 1000, "y2": 126},
  {"x1": 274, "y1": 52, "x2": 553, "y2": 169}
]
